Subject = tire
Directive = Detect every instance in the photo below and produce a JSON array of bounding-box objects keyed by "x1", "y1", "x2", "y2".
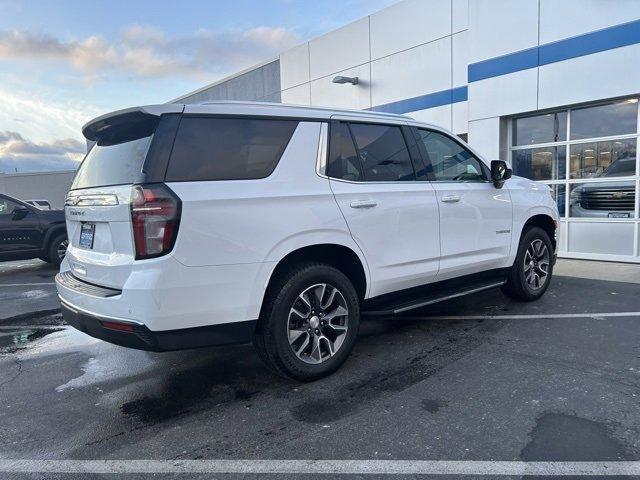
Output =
[
  {"x1": 254, "y1": 262, "x2": 360, "y2": 382},
  {"x1": 502, "y1": 226, "x2": 554, "y2": 301},
  {"x1": 47, "y1": 233, "x2": 68, "y2": 266}
]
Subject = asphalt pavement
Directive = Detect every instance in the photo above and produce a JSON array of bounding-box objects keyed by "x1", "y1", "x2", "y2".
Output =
[{"x1": 0, "y1": 258, "x2": 639, "y2": 479}]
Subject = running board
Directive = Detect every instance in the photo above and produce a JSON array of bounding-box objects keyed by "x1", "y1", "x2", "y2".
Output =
[{"x1": 361, "y1": 270, "x2": 508, "y2": 317}]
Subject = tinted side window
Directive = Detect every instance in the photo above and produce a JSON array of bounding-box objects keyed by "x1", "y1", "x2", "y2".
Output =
[
  {"x1": 415, "y1": 129, "x2": 487, "y2": 182},
  {"x1": 166, "y1": 117, "x2": 298, "y2": 181},
  {"x1": 327, "y1": 122, "x2": 363, "y2": 181},
  {"x1": 0, "y1": 198, "x2": 20, "y2": 216},
  {"x1": 349, "y1": 123, "x2": 415, "y2": 182}
]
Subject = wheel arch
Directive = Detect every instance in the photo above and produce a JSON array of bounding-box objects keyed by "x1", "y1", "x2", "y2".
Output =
[
  {"x1": 42, "y1": 224, "x2": 67, "y2": 252},
  {"x1": 521, "y1": 213, "x2": 557, "y2": 251},
  {"x1": 255, "y1": 242, "x2": 370, "y2": 324},
  {"x1": 267, "y1": 243, "x2": 368, "y2": 298}
]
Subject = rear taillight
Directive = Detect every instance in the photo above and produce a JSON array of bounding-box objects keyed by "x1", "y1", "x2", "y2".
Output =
[{"x1": 130, "y1": 184, "x2": 181, "y2": 260}]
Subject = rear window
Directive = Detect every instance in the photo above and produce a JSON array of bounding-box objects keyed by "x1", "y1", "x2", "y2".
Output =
[
  {"x1": 72, "y1": 114, "x2": 158, "y2": 190},
  {"x1": 165, "y1": 117, "x2": 298, "y2": 181},
  {"x1": 72, "y1": 137, "x2": 152, "y2": 190}
]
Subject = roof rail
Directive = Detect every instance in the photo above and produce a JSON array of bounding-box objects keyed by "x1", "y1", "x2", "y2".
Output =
[{"x1": 195, "y1": 100, "x2": 411, "y2": 120}]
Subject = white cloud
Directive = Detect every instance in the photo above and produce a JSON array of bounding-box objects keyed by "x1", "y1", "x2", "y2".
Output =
[
  {"x1": 0, "y1": 23, "x2": 301, "y2": 172},
  {"x1": 0, "y1": 88, "x2": 100, "y2": 144},
  {"x1": 0, "y1": 130, "x2": 83, "y2": 173},
  {"x1": 0, "y1": 25, "x2": 299, "y2": 82}
]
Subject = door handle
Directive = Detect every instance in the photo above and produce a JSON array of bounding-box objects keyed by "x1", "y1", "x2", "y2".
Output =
[
  {"x1": 350, "y1": 200, "x2": 378, "y2": 209},
  {"x1": 441, "y1": 194, "x2": 461, "y2": 203}
]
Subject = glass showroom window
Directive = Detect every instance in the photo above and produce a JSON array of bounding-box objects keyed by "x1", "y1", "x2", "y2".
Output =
[{"x1": 510, "y1": 97, "x2": 639, "y2": 260}]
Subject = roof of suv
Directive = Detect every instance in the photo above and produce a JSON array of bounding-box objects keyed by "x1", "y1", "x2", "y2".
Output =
[{"x1": 82, "y1": 101, "x2": 428, "y2": 140}]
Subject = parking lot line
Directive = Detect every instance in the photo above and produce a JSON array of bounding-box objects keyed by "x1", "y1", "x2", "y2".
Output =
[
  {"x1": 0, "y1": 459, "x2": 639, "y2": 476},
  {"x1": 403, "y1": 311, "x2": 640, "y2": 321}
]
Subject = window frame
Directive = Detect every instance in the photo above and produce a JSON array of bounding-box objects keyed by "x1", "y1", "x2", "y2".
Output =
[
  {"x1": 325, "y1": 120, "x2": 423, "y2": 183},
  {"x1": 412, "y1": 127, "x2": 491, "y2": 183}
]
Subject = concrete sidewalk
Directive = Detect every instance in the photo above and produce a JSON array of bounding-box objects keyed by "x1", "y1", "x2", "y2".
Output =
[{"x1": 554, "y1": 258, "x2": 640, "y2": 284}]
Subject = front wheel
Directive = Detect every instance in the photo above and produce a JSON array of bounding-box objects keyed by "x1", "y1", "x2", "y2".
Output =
[
  {"x1": 502, "y1": 226, "x2": 554, "y2": 301},
  {"x1": 254, "y1": 263, "x2": 360, "y2": 381}
]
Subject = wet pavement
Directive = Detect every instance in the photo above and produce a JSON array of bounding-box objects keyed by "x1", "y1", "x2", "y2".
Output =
[
  {"x1": 0, "y1": 259, "x2": 59, "y2": 320},
  {"x1": 0, "y1": 259, "x2": 639, "y2": 479}
]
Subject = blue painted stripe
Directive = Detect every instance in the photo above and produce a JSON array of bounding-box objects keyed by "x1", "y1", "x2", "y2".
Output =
[
  {"x1": 539, "y1": 18, "x2": 640, "y2": 65},
  {"x1": 468, "y1": 19, "x2": 640, "y2": 82},
  {"x1": 371, "y1": 86, "x2": 468, "y2": 114},
  {"x1": 369, "y1": 19, "x2": 640, "y2": 114},
  {"x1": 451, "y1": 85, "x2": 468, "y2": 103},
  {"x1": 468, "y1": 47, "x2": 538, "y2": 83}
]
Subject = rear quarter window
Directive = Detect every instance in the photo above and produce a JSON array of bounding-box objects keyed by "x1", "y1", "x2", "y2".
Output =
[
  {"x1": 72, "y1": 137, "x2": 152, "y2": 189},
  {"x1": 165, "y1": 117, "x2": 298, "y2": 181}
]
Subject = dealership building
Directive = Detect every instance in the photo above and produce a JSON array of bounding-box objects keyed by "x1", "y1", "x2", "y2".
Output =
[{"x1": 173, "y1": 0, "x2": 640, "y2": 263}]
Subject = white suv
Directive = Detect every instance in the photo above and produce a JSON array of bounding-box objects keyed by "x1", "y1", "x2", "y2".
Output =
[{"x1": 56, "y1": 102, "x2": 558, "y2": 381}]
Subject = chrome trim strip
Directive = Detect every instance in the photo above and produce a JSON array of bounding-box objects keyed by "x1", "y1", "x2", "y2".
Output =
[{"x1": 65, "y1": 194, "x2": 119, "y2": 207}]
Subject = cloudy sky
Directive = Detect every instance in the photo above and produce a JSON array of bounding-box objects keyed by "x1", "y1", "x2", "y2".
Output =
[{"x1": 0, "y1": 0, "x2": 395, "y2": 173}]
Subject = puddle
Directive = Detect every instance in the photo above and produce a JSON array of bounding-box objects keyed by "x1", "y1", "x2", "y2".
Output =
[
  {"x1": 521, "y1": 412, "x2": 635, "y2": 479},
  {"x1": 0, "y1": 327, "x2": 63, "y2": 353},
  {"x1": 55, "y1": 352, "x2": 158, "y2": 392},
  {"x1": 119, "y1": 348, "x2": 272, "y2": 423}
]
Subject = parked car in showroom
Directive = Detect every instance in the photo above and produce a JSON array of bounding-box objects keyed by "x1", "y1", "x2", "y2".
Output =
[
  {"x1": 56, "y1": 102, "x2": 558, "y2": 381},
  {"x1": 570, "y1": 157, "x2": 636, "y2": 218},
  {"x1": 0, "y1": 193, "x2": 68, "y2": 265}
]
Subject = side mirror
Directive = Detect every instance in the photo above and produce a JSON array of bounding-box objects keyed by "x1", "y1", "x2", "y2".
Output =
[
  {"x1": 12, "y1": 205, "x2": 29, "y2": 220},
  {"x1": 491, "y1": 160, "x2": 512, "y2": 189}
]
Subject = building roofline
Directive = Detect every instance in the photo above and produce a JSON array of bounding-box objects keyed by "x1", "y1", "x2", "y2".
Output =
[{"x1": 168, "y1": 56, "x2": 280, "y2": 104}]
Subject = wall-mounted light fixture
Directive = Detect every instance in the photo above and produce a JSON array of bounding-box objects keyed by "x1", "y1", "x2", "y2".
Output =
[{"x1": 332, "y1": 75, "x2": 359, "y2": 85}]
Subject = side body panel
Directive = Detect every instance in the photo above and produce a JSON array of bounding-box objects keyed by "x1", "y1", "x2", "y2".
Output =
[
  {"x1": 329, "y1": 179, "x2": 440, "y2": 297},
  {"x1": 167, "y1": 121, "x2": 365, "y2": 327},
  {"x1": 432, "y1": 181, "x2": 513, "y2": 280}
]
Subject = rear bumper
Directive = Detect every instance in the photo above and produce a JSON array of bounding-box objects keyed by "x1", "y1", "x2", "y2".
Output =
[
  {"x1": 56, "y1": 254, "x2": 270, "y2": 332},
  {"x1": 59, "y1": 297, "x2": 256, "y2": 352}
]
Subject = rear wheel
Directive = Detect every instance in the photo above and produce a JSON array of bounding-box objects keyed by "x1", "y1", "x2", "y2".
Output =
[
  {"x1": 254, "y1": 263, "x2": 360, "y2": 381},
  {"x1": 502, "y1": 226, "x2": 553, "y2": 301},
  {"x1": 47, "y1": 234, "x2": 68, "y2": 266}
]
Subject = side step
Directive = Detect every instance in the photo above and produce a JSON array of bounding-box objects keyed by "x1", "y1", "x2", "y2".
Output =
[{"x1": 361, "y1": 270, "x2": 508, "y2": 317}]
